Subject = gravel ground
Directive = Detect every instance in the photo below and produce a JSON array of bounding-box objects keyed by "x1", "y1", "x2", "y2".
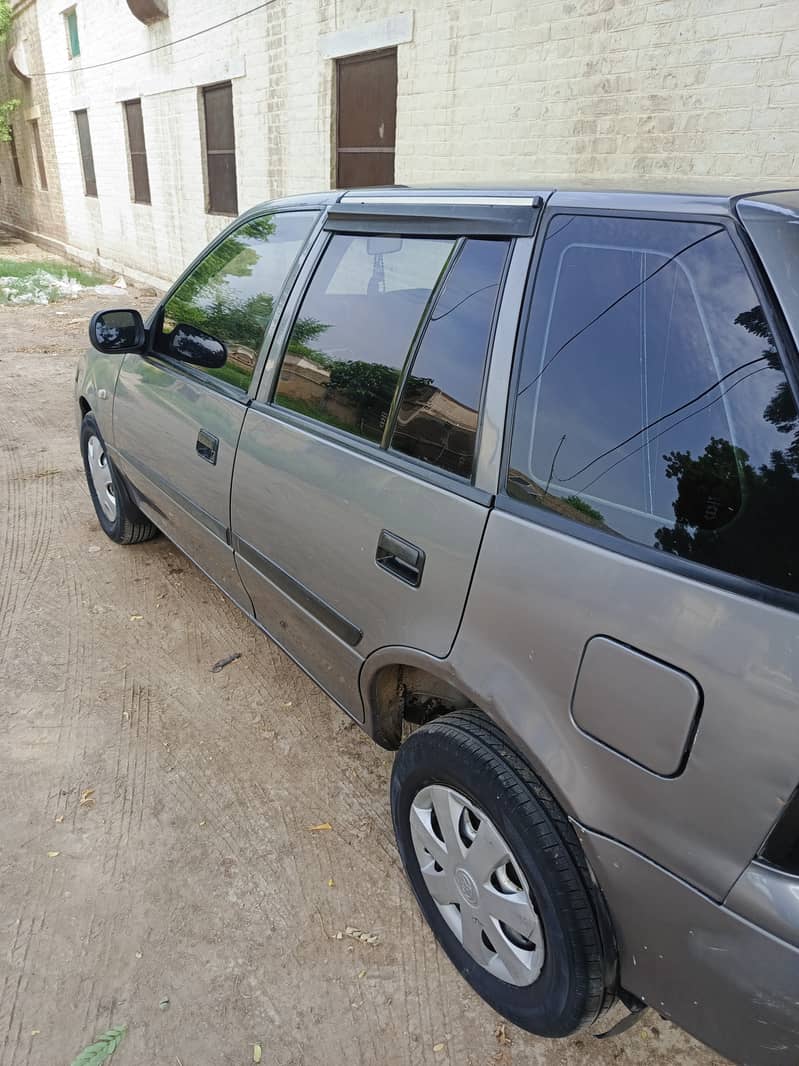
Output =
[{"x1": 0, "y1": 231, "x2": 729, "y2": 1066}]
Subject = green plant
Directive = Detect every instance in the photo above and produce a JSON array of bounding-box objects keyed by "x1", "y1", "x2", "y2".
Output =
[
  {"x1": 69, "y1": 1026, "x2": 127, "y2": 1066},
  {"x1": 0, "y1": 98, "x2": 19, "y2": 143},
  {"x1": 0, "y1": 0, "x2": 19, "y2": 143},
  {"x1": 0, "y1": 0, "x2": 12, "y2": 41},
  {"x1": 563, "y1": 495, "x2": 605, "y2": 524}
]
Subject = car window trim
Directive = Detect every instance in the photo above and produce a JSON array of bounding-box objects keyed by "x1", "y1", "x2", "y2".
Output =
[
  {"x1": 380, "y1": 236, "x2": 464, "y2": 450},
  {"x1": 384, "y1": 236, "x2": 514, "y2": 479},
  {"x1": 145, "y1": 206, "x2": 325, "y2": 401},
  {"x1": 498, "y1": 203, "x2": 799, "y2": 614},
  {"x1": 260, "y1": 225, "x2": 489, "y2": 483}
]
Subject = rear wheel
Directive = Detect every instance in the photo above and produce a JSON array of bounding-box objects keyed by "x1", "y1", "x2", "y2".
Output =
[
  {"x1": 390, "y1": 709, "x2": 614, "y2": 1037},
  {"x1": 80, "y1": 412, "x2": 157, "y2": 545}
]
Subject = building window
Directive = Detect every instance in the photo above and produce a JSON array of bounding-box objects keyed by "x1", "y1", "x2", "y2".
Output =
[
  {"x1": 123, "y1": 99, "x2": 151, "y2": 204},
  {"x1": 74, "y1": 109, "x2": 97, "y2": 197},
  {"x1": 202, "y1": 82, "x2": 237, "y2": 216},
  {"x1": 9, "y1": 126, "x2": 23, "y2": 185},
  {"x1": 29, "y1": 119, "x2": 48, "y2": 189},
  {"x1": 64, "y1": 7, "x2": 80, "y2": 58}
]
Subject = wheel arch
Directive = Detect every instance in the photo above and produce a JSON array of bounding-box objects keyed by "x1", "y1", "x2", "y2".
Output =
[{"x1": 360, "y1": 646, "x2": 577, "y2": 822}]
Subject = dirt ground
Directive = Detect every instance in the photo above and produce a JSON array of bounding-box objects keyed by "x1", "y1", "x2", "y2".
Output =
[{"x1": 0, "y1": 233, "x2": 729, "y2": 1066}]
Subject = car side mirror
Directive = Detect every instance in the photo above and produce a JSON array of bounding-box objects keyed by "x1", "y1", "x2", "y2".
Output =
[
  {"x1": 168, "y1": 323, "x2": 227, "y2": 369},
  {"x1": 89, "y1": 308, "x2": 146, "y2": 353}
]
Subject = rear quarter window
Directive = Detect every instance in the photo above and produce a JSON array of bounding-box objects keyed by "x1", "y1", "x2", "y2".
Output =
[{"x1": 507, "y1": 213, "x2": 799, "y2": 597}]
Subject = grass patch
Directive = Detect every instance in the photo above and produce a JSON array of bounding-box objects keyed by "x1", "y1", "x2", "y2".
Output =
[
  {"x1": 0, "y1": 258, "x2": 105, "y2": 287},
  {"x1": 0, "y1": 258, "x2": 108, "y2": 305}
]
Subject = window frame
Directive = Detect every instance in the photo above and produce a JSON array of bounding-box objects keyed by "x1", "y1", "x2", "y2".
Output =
[
  {"x1": 141, "y1": 206, "x2": 325, "y2": 403},
  {"x1": 498, "y1": 203, "x2": 799, "y2": 613},
  {"x1": 64, "y1": 7, "x2": 80, "y2": 59},
  {"x1": 257, "y1": 225, "x2": 512, "y2": 502},
  {"x1": 385, "y1": 237, "x2": 513, "y2": 480},
  {"x1": 29, "y1": 119, "x2": 47, "y2": 190},
  {"x1": 74, "y1": 108, "x2": 97, "y2": 197},
  {"x1": 201, "y1": 81, "x2": 237, "y2": 217},
  {"x1": 8, "y1": 125, "x2": 22, "y2": 185},
  {"x1": 123, "y1": 98, "x2": 151, "y2": 205}
]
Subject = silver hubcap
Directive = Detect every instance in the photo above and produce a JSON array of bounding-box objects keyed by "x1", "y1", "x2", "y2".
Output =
[
  {"x1": 86, "y1": 434, "x2": 116, "y2": 522},
  {"x1": 410, "y1": 785, "x2": 545, "y2": 986}
]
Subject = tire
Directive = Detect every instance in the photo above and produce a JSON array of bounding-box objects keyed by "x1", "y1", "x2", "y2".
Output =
[
  {"x1": 390, "y1": 709, "x2": 614, "y2": 1037},
  {"x1": 80, "y1": 412, "x2": 157, "y2": 545}
]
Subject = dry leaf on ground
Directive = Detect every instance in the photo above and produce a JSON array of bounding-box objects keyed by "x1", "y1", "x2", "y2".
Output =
[{"x1": 309, "y1": 822, "x2": 332, "y2": 831}]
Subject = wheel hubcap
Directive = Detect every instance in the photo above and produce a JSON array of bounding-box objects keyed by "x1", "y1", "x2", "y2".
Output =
[
  {"x1": 86, "y1": 434, "x2": 117, "y2": 522},
  {"x1": 410, "y1": 785, "x2": 545, "y2": 986}
]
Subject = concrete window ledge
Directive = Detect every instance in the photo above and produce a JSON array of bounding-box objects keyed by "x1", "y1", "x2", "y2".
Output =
[
  {"x1": 126, "y1": 0, "x2": 169, "y2": 25},
  {"x1": 319, "y1": 12, "x2": 413, "y2": 59}
]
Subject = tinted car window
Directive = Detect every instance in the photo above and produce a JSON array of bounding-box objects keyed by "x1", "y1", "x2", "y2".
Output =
[
  {"x1": 274, "y1": 234, "x2": 454, "y2": 443},
  {"x1": 157, "y1": 211, "x2": 316, "y2": 391},
  {"x1": 391, "y1": 238, "x2": 509, "y2": 478},
  {"x1": 508, "y1": 213, "x2": 799, "y2": 596}
]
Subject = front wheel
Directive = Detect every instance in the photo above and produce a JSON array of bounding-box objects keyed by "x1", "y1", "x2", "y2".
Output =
[
  {"x1": 390, "y1": 710, "x2": 614, "y2": 1037},
  {"x1": 80, "y1": 412, "x2": 157, "y2": 545}
]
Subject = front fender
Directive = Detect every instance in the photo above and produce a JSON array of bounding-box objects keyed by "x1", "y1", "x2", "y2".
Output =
[{"x1": 74, "y1": 345, "x2": 127, "y2": 446}]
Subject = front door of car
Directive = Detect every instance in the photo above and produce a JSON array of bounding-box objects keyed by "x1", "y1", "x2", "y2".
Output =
[
  {"x1": 230, "y1": 223, "x2": 517, "y2": 715},
  {"x1": 110, "y1": 209, "x2": 319, "y2": 608}
]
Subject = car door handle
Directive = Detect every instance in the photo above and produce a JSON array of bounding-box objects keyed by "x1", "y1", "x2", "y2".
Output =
[
  {"x1": 196, "y1": 429, "x2": 219, "y2": 465},
  {"x1": 376, "y1": 530, "x2": 425, "y2": 587}
]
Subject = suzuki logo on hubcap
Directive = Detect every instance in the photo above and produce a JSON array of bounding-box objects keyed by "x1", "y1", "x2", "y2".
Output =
[{"x1": 454, "y1": 867, "x2": 479, "y2": 907}]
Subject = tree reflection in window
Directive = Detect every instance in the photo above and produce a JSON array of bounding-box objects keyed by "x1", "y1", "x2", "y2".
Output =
[
  {"x1": 274, "y1": 234, "x2": 454, "y2": 442},
  {"x1": 507, "y1": 214, "x2": 799, "y2": 595},
  {"x1": 159, "y1": 212, "x2": 316, "y2": 390}
]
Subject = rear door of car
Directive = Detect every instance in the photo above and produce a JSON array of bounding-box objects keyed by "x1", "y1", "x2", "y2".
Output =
[
  {"x1": 110, "y1": 207, "x2": 321, "y2": 608},
  {"x1": 230, "y1": 195, "x2": 540, "y2": 715},
  {"x1": 451, "y1": 194, "x2": 799, "y2": 899}
]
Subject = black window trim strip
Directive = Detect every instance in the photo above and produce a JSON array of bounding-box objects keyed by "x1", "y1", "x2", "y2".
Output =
[
  {"x1": 498, "y1": 203, "x2": 799, "y2": 615},
  {"x1": 385, "y1": 235, "x2": 514, "y2": 480}
]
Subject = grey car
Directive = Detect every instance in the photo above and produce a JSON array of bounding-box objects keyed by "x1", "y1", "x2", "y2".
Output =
[{"x1": 76, "y1": 184, "x2": 799, "y2": 1065}]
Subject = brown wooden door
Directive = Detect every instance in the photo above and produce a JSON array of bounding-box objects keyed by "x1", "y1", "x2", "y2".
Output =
[{"x1": 336, "y1": 48, "x2": 397, "y2": 188}]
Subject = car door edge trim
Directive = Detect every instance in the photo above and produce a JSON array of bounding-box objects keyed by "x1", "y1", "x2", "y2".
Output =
[
  {"x1": 231, "y1": 534, "x2": 363, "y2": 648},
  {"x1": 109, "y1": 445, "x2": 230, "y2": 545}
]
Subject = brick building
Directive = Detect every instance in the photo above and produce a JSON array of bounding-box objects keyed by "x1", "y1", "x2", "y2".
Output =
[{"x1": 1, "y1": 0, "x2": 798, "y2": 287}]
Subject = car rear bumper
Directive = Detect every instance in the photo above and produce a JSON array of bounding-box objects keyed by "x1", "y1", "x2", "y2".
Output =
[{"x1": 578, "y1": 826, "x2": 799, "y2": 1066}]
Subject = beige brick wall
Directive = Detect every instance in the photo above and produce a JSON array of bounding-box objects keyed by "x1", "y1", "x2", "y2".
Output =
[{"x1": 2, "y1": 0, "x2": 799, "y2": 285}]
